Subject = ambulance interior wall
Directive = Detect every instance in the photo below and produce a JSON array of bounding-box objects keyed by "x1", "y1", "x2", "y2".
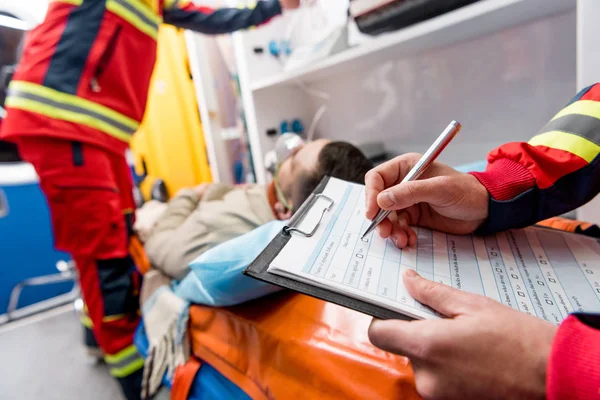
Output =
[
  {"x1": 245, "y1": 8, "x2": 576, "y2": 171},
  {"x1": 307, "y1": 9, "x2": 576, "y2": 166}
]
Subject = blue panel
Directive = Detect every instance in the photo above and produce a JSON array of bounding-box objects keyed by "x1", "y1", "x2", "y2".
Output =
[{"x1": 0, "y1": 181, "x2": 72, "y2": 313}]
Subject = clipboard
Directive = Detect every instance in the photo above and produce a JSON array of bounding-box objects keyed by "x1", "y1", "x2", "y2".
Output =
[{"x1": 243, "y1": 176, "x2": 412, "y2": 321}]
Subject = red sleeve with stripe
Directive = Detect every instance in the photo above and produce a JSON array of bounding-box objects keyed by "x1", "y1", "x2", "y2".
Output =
[
  {"x1": 470, "y1": 83, "x2": 600, "y2": 233},
  {"x1": 163, "y1": 0, "x2": 282, "y2": 34}
]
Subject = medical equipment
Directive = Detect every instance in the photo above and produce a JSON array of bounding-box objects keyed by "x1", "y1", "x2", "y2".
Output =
[
  {"x1": 350, "y1": 0, "x2": 480, "y2": 35},
  {"x1": 264, "y1": 133, "x2": 305, "y2": 176}
]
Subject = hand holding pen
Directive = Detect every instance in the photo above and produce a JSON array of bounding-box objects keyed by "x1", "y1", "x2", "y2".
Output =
[{"x1": 363, "y1": 121, "x2": 491, "y2": 248}]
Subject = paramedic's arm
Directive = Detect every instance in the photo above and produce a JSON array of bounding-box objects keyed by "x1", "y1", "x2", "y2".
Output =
[
  {"x1": 364, "y1": 83, "x2": 600, "y2": 245},
  {"x1": 469, "y1": 83, "x2": 600, "y2": 233},
  {"x1": 369, "y1": 270, "x2": 600, "y2": 400},
  {"x1": 163, "y1": 0, "x2": 298, "y2": 34}
]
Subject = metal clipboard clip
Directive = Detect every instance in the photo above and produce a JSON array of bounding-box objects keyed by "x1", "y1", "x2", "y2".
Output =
[{"x1": 283, "y1": 193, "x2": 334, "y2": 237}]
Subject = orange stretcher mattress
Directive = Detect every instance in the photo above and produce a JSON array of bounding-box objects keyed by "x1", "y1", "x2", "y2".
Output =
[
  {"x1": 171, "y1": 216, "x2": 600, "y2": 400},
  {"x1": 182, "y1": 291, "x2": 421, "y2": 400}
]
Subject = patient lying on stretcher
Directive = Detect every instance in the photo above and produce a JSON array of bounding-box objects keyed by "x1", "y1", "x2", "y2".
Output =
[
  {"x1": 135, "y1": 140, "x2": 373, "y2": 395},
  {"x1": 139, "y1": 139, "x2": 373, "y2": 279}
]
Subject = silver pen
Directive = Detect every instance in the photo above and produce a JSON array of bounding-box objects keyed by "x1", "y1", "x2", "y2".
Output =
[{"x1": 361, "y1": 120, "x2": 462, "y2": 239}]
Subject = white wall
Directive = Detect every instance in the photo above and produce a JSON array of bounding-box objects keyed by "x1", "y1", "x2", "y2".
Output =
[
  {"x1": 236, "y1": 2, "x2": 577, "y2": 184},
  {"x1": 309, "y1": 9, "x2": 576, "y2": 166}
]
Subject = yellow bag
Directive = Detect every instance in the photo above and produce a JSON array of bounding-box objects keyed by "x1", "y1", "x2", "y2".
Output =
[{"x1": 131, "y1": 25, "x2": 212, "y2": 200}]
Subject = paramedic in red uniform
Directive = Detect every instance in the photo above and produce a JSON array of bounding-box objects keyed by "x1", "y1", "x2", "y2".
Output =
[
  {"x1": 0, "y1": 0, "x2": 299, "y2": 398},
  {"x1": 365, "y1": 83, "x2": 600, "y2": 399}
]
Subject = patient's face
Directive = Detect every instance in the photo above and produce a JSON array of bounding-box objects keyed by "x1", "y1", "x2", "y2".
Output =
[{"x1": 276, "y1": 139, "x2": 330, "y2": 200}]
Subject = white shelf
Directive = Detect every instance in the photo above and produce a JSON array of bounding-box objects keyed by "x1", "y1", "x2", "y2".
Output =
[{"x1": 251, "y1": 0, "x2": 574, "y2": 91}]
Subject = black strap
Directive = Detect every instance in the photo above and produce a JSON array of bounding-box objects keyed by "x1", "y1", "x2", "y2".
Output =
[{"x1": 72, "y1": 141, "x2": 84, "y2": 166}]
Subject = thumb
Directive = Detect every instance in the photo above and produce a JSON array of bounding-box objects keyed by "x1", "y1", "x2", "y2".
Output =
[
  {"x1": 368, "y1": 318, "x2": 426, "y2": 358},
  {"x1": 403, "y1": 269, "x2": 477, "y2": 317},
  {"x1": 376, "y1": 177, "x2": 454, "y2": 210}
]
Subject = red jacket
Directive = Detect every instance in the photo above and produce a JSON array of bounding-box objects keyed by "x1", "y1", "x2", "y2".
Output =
[
  {"x1": 0, "y1": 0, "x2": 282, "y2": 153},
  {"x1": 471, "y1": 83, "x2": 600, "y2": 399}
]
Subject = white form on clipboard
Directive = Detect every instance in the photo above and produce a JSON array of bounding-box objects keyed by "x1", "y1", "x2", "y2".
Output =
[{"x1": 268, "y1": 177, "x2": 600, "y2": 323}]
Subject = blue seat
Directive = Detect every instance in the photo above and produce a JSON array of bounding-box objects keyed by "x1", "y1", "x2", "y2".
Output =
[{"x1": 0, "y1": 163, "x2": 73, "y2": 316}]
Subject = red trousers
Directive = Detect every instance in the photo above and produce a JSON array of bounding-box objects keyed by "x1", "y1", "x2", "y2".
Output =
[{"x1": 17, "y1": 137, "x2": 142, "y2": 383}]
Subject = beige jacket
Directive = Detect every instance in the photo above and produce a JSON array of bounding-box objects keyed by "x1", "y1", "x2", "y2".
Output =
[{"x1": 143, "y1": 183, "x2": 276, "y2": 280}]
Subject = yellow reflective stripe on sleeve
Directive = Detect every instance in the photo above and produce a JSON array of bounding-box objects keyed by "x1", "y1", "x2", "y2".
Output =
[
  {"x1": 532, "y1": 97, "x2": 600, "y2": 163},
  {"x1": 550, "y1": 100, "x2": 600, "y2": 122},
  {"x1": 529, "y1": 130, "x2": 600, "y2": 163},
  {"x1": 107, "y1": 0, "x2": 161, "y2": 40},
  {"x1": 51, "y1": 0, "x2": 84, "y2": 5},
  {"x1": 110, "y1": 357, "x2": 144, "y2": 378},
  {"x1": 6, "y1": 81, "x2": 139, "y2": 143},
  {"x1": 105, "y1": 344, "x2": 138, "y2": 364}
]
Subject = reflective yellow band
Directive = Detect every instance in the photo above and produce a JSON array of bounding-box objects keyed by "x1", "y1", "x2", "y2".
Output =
[
  {"x1": 106, "y1": 344, "x2": 144, "y2": 378},
  {"x1": 107, "y1": 0, "x2": 161, "y2": 40},
  {"x1": 109, "y1": 357, "x2": 144, "y2": 378},
  {"x1": 80, "y1": 315, "x2": 93, "y2": 328},
  {"x1": 51, "y1": 0, "x2": 84, "y2": 6},
  {"x1": 102, "y1": 314, "x2": 126, "y2": 323},
  {"x1": 551, "y1": 100, "x2": 600, "y2": 122},
  {"x1": 529, "y1": 130, "x2": 600, "y2": 163},
  {"x1": 105, "y1": 344, "x2": 138, "y2": 364},
  {"x1": 6, "y1": 81, "x2": 139, "y2": 143}
]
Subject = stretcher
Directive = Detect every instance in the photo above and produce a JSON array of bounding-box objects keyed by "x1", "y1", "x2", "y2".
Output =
[
  {"x1": 130, "y1": 160, "x2": 492, "y2": 399},
  {"x1": 135, "y1": 291, "x2": 421, "y2": 400},
  {"x1": 134, "y1": 323, "x2": 250, "y2": 400}
]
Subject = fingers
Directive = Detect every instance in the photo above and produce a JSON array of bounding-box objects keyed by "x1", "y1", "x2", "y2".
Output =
[
  {"x1": 365, "y1": 154, "x2": 422, "y2": 219},
  {"x1": 403, "y1": 270, "x2": 478, "y2": 317},
  {"x1": 376, "y1": 176, "x2": 454, "y2": 211},
  {"x1": 373, "y1": 212, "x2": 416, "y2": 248},
  {"x1": 376, "y1": 219, "x2": 393, "y2": 239},
  {"x1": 365, "y1": 170, "x2": 385, "y2": 220},
  {"x1": 388, "y1": 211, "x2": 417, "y2": 248}
]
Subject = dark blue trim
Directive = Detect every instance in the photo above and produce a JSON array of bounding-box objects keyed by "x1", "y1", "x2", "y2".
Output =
[
  {"x1": 164, "y1": 0, "x2": 281, "y2": 34},
  {"x1": 564, "y1": 84, "x2": 595, "y2": 107},
  {"x1": 477, "y1": 154, "x2": 600, "y2": 234},
  {"x1": 43, "y1": 0, "x2": 106, "y2": 94},
  {"x1": 574, "y1": 312, "x2": 600, "y2": 329},
  {"x1": 72, "y1": 141, "x2": 84, "y2": 166}
]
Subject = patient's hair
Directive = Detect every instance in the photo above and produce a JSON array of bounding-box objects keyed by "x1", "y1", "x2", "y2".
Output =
[{"x1": 292, "y1": 142, "x2": 373, "y2": 211}]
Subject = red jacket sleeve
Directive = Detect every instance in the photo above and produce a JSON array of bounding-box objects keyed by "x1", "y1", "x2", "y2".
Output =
[
  {"x1": 547, "y1": 313, "x2": 600, "y2": 400},
  {"x1": 162, "y1": 0, "x2": 282, "y2": 34},
  {"x1": 470, "y1": 84, "x2": 600, "y2": 234}
]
